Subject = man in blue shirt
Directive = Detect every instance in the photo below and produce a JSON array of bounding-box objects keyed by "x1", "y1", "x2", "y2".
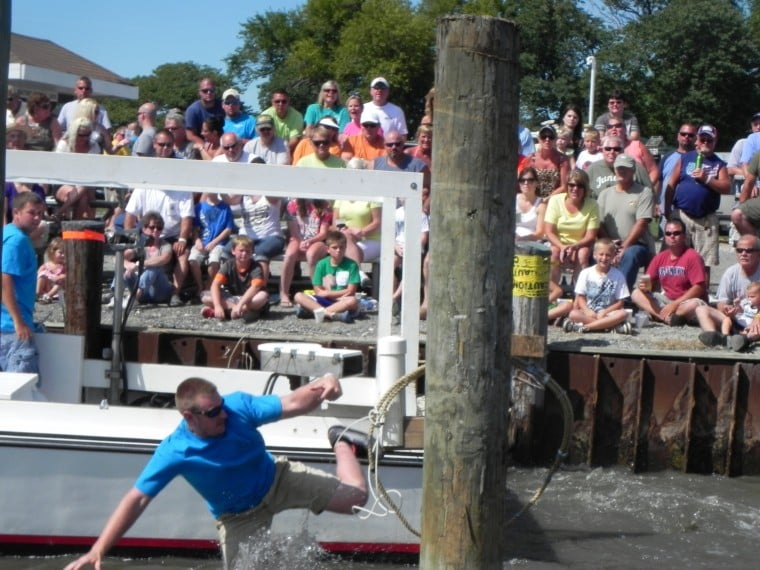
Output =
[
  {"x1": 64, "y1": 373, "x2": 371, "y2": 570},
  {"x1": 1, "y1": 193, "x2": 45, "y2": 376}
]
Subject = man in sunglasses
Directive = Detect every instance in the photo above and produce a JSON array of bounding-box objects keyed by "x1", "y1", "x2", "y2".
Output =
[
  {"x1": 261, "y1": 88, "x2": 304, "y2": 155},
  {"x1": 710, "y1": 234, "x2": 760, "y2": 339},
  {"x1": 243, "y1": 114, "x2": 291, "y2": 165},
  {"x1": 657, "y1": 123, "x2": 698, "y2": 229},
  {"x1": 665, "y1": 124, "x2": 730, "y2": 282},
  {"x1": 631, "y1": 218, "x2": 708, "y2": 327},
  {"x1": 212, "y1": 133, "x2": 250, "y2": 164},
  {"x1": 56, "y1": 76, "x2": 111, "y2": 135},
  {"x1": 185, "y1": 78, "x2": 224, "y2": 146},
  {"x1": 587, "y1": 135, "x2": 650, "y2": 199},
  {"x1": 363, "y1": 77, "x2": 408, "y2": 139},
  {"x1": 64, "y1": 374, "x2": 371, "y2": 570}
]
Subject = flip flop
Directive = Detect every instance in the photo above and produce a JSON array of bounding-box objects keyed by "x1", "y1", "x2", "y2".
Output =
[{"x1": 279, "y1": 298, "x2": 294, "y2": 308}]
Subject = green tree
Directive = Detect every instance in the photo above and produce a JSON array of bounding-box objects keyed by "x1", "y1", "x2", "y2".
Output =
[
  {"x1": 598, "y1": 0, "x2": 760, "y2": 144},
  {"x1": 101, "y1": 62, "x2": 232, "y2": 127}
]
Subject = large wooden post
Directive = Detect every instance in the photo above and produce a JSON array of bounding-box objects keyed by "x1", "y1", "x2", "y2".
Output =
[
  {"x1": 62, "y1": 221, "x2": 105, "y2": 359},
  {"x1": 421, "y1": 15, "x2": 519, "y2": 568}
]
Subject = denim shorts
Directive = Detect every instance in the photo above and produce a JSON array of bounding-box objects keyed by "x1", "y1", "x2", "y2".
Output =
[{"x1": 0, "y1": 333, "x2": 39, "y2": 375}]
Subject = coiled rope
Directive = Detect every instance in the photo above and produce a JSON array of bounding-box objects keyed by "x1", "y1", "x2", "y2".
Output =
[{"x1": 366, "y1": 360, "x2": 574, "y2": 536}]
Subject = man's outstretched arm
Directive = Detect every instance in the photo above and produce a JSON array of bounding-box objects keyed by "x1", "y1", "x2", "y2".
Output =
[
  {"x1": 64, "y1": 488, "x2": 153, "y2": 570},
  {"x1": 280, "y1": 373, "x2": 342, "y2": 419}
]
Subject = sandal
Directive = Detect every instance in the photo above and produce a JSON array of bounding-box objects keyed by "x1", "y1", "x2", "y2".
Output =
[{"x1": 279, "y1": 297, "x2": 294, "y2": 308}]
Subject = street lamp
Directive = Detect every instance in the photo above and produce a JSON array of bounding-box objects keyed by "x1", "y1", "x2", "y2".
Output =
[{"x1": 586, "y1": 56, "x2": 597, "y2": 126}]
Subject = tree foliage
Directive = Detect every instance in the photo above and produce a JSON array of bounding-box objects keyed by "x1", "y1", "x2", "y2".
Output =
[{"x1": 101, "y1": 62, "x2": 232, "y2": 127}]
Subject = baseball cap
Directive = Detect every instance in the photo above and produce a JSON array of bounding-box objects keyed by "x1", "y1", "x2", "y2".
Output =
[
  {"x1": 318, "y1": 116, "x2": 339, "y2": 130},
  {"x1": 222, "y1": 88, "x2": 240, "y2": 102},
  {"x1": 360, "y1": 109, "x2": 380, "y2": 125},
  {"x1": 614, "y1": 153, "x2": 635, "y2": 169},
  {"x1": 752, "y1": 113, "x2": 760, "y2": 121},
  {"x1": 370, "y1": 77, "x2": 389, "y2": 89},
  {"x1": 538, "y1": 125, "x2": 556, "y2": 138},
  {"x1": 256, "y1": 114, "x2": 274, "y2": 127},
  {"x1": 698, "y1": 125, "x2": 717, "y2": 139}
]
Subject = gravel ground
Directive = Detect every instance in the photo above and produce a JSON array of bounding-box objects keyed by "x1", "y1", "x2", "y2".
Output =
[{"x1": 32, "y1": 242, "x2": 758, "y2": 358}]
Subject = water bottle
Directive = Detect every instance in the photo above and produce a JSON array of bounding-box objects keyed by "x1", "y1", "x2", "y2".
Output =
[{"x1": 695, "y1": 152, "x2": 703, "y2": 170}]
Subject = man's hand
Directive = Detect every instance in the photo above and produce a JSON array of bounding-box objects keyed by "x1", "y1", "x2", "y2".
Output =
[
  {"x1": 64, "y1": 551, "x2": 102, "y2": 570},
  {"x1": 310, "y1": 373, "x2": 342, "y2": 402}
]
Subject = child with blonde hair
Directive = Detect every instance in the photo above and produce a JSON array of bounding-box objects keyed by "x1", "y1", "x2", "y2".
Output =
[
  {"x1": 576, "y1": 127, "x2": 604, "y2": 170},
  {"x1": 36, "y1": 237, "x2": 65, "y2": 303}
]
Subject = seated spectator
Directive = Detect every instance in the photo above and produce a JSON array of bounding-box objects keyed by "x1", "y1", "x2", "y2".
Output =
[
  {"x1": 543, "y1": 169, "x2": 599, "y2": 288},
  {"x1": 341, "y1": 110, "x2": 385, "y2": 162},
  {"x1": 122, "y1": 211, "x2": 174, "y2": 305},
  {"x1": 606, "y1": 119, "x2": 659, "y2": 195},
  {"x1": 188, "y1": 193, "x2": 236, "y2": 296},
  {"x1": 341, "y1": 93, "x2": 365, "y2": 140},
  {"x1": 36, "y1": 237, "x2": 65, "y2": 303},
  {"x1": 54, "y1": 117, "x2": 101, "y2": 220},
  {"x1": 71, "y1": 98, "x2": 113, "y2": 154},
  {"x1": 597, "y1": 153, "x2": 655, "y2": 290},
  {"x1": 292, "y1": 117, "x2": 343, "y2": 164},
  {"x1": 702, "y1": 235, "x2": 760, "y2": 344},
  {"x1": 243, "y1": 115, "x2": 291, "y2": 165},
  {"x1": 16, "y1": 92, "x2": 61, "y2": 152},
  {"x1": 165, "y1": 111, "x2": 200, "y2": 160},
  {"x1": 710, "y1": 281, "x2": 760, "y2": 351},
  {"x1": 404, "y1": 124, "x2": 432, "y2": 170},
  {"x1": 293, "y1": 230, "x2": 360, "y2": 323},
  {"x1": 392, "y1": 186, "x2": 430, "y2": 314},
  {"x1": 548, "y1": 281, "x2": 572, "y2": 325},
  {"x1": 587, "y1": 135, "x2": 651, "y2": 198},
  {"x1": 576, "y1": 127, "x2": 604, "y2": 170},
  {"x1": 213, "y1": 133, "x2": 250, "y2": 164},
  {"x1": 515, "y1": 166, "x2": 546, "y2": 241},
  {"x1": 221, "y1": 89, "x2": 255, "y2": 143},
  {"x1": 294, "y1": 126, "x2": 346, "y2": 169},
  {"x1": 562, "y1": 239, "x2": 631, "y2": 334},
  {"x1": 531, "y1": 125, "x2": 569, "y2": 197},
  {"x1": 594, "y1": 88, "x2": 640, "y2": 141},
  {"x1": 200, "y1": 235, "x2": 270, "y2": 322},
  {"x1": 555, "y1": 126, "x2": 576, "y2": 171},
  {"x1": 223, "y1": 193, "x2": 285, "y2": 280},
  {"x1": 304, "y1": 80, "x2": 350, "y2": 137},
  {"x1": 333, "y1": 158, "x2": 381, "y2": 265},
  {"x1": 559, "y1": 103, "x2": 584, "y2": 156},
  {"x1": 196, "y1": 117, "x2": 224, "y2": 160},
  {"x1": 631, "y1": 218, "x2": 707, "y2": 326},
  {"x1": 279, "y1": 198, "x2": 332, "y2": 308}
]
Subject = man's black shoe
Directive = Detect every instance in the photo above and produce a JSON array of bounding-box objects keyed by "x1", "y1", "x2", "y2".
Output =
[{"x1": 328, "y1": 425, "x2": 382, "y2": 460}]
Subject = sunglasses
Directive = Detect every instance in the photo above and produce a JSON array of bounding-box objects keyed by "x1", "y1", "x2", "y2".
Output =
[
  {"x1": 165, "y1": 126, "x2": 180, "y2": 131},
  {"x1": 312, "y1": 139, "x2": 329, "y2": 147},
  {"x1": 223, "y1": 99, "x2": 239, "y2": 105},
  {"x1": 144, "y1": 224, "x2": 163, "y2": 231},
  {"x1": 664, "y1": 230, "x2": 683, "y2": 237},
  {"x1": 679, "y1": 132, "x2": 696, "y2": 138},
  {"x1": 385, "y1": 141, "x2": 404, "y2": 148},
  {"x1": 362, "y1": 123, "x2": 379, "y2": 128},
  {"x1": 518, "y1": 178, "x2": 537, "y2": 184},
  {"x1": 258, "y1": 127, "x2": 272, "y2": 132},
  {"x1": 155, "y1": 142, "x2": 173, "y2": 148},
  {"x1": 222, "y1": 144, "x2": 238, "y2": 150},
  {"x1": 200, "y1": 88, "x2": 215, "y2": 94},
  {"x1": 607, "y1": 123, "x2": 624, "y2": 129},
  {"x1": 77, "y1": 132, "x2": 92, "y2": 138},
  {"x1": 698, "y1": 136, "x2": 714, "y2": 143},
  {"x1": 76, "y1": 86, "x2": 92, "y2": 91},
  {"x1": 567, "y1": 183, "x2": 586, "y2": 190},
  {"x1": 736, "y1": 247, "x2": 759, "y2": 254},
  {"x1": 192, "y1": 398, "x2": 225, "y2": 418},
  {"x1": 322, "y1": 88, "x2": 338, "y2": 93},
  {"x1": 539, "y1": 134, "x2": 555, "y2": 140},
  {"x1": 273, "y1": 99, "x2": 288, "y2": 104},
  {"x1": 603, "y1": 146, "x2": 623, "y2": 152}
]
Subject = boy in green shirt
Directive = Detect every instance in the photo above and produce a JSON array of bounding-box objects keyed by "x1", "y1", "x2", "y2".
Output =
[{"x1": 294, "y1": 231, "x2": 360, "y2": 323}]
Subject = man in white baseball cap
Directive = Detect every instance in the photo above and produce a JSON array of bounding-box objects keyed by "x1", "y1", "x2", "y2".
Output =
[{"x1": 363, "y1": 76, "x2": 408, "y2": 139}]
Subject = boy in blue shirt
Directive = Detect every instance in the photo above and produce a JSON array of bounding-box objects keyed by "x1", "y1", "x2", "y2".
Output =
[
  {"x1": 294, "y1": 230, "x2": 360, "y2": 323},
  {"x1": 188, "y1": 192, "x2": 236, "y2": 296}
]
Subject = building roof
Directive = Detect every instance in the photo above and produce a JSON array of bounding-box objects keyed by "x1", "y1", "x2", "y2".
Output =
[{"x1": 8, "y1": 33, "x2": 138, "y2": 101}]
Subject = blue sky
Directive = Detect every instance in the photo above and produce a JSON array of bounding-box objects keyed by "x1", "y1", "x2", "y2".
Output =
[{"x1": 11, "y1": 0, "x2": 305, "y2": 104}]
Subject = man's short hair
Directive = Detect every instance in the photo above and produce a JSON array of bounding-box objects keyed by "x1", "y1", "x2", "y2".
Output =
[
  {"x1": 12, "y1": 192, "x2": 44, "y2": 211},
  {"x1": 230, "y1": 234, "x2": 254, "y2": 251},
  {"x1": 665, "y1": 218, "x2": 686, "y2": 233},
  {"x1": 325, "y1": 230, "x2": 346, "y2": 247},
  {"x1": 176, "y1": 377, "x2": 218, "y2": 412},
  {"x1": 608, "y1": 88, "x2": 626, "y2": 102}
]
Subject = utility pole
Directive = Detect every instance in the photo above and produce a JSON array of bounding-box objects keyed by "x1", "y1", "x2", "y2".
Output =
[{"x1": 421, "y1": 15, "x2": 519, "y2": 569}]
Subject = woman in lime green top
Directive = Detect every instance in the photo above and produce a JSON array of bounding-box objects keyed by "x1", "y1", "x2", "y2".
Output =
[{"x1": 543, "y1": 169, "x2": 600, "y2": 286}]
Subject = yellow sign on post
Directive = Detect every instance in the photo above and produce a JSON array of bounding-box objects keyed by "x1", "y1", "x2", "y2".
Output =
[{"x1": 512, "y1": 254, "x2": 549, "y2": 298}]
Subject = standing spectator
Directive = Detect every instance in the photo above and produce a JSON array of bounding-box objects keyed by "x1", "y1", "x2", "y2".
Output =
[
  {"x1": 124, "y1": 130, "x2": 195, "y2": 307},
  {"x1": 261, "y1": 88, "x2": 304, "y2": 155},
  {"x1": 221, "y1": 89, "x2": 255, "y2": 143},
  {"x1": 1, "y1": 193, "x2": 46, "y2": 375},
  {"x1": 665, "y1": 124, "x2": 730, "y2": 281},
  {"x1": 597, "y1": 153, "x2": 655, "y2": 290},
  {"x1": 132, "y1": 102, "x2": 158, "y2": 157},
  {"x1": 631, "y1": 218, "x2": 707, "y2": 326},
  {"x1": 6, "y1": 85, "x2": 26, "y2": 126},
  {"x1": 659, "y1": 123, "x2": 697, "y2": 221},
  {"x1": 56, "y1": 76, "x2": 111, "y2": 134},
  {"x1": 243, "y1": 115, "x2": 291, "y2": 165},
  {"x1": 562, "y1": 239, "x2": 631, "y2": 334},
  {"x1": 594, "y1": 88, "x2": 640, "y2": 141},
  {"x1": 726, "y1": 114, "x2": 760, "y2": 245},
  {"x1": 36, "y1": 237, "x2": 66, "y2": 303},
  {"x1": 188, "y1": 193, "x2": 236, "y2": 296},
  {"x1": 362, "y1": 77, "x2": 408, "y2": 139},
  {"x1": 16, "y1": 92, "x2": 61, "y2": 151},
  {"x1": 587, "y1": 135, "x2": 653, "y2": 199},
  {"x1": 185, "y1": 78, "x2": 224, "y2": 146},
  {"x1": 518, "y1": 125, "x2": 535, "y2": 156},
  {"x1": 559, "y1": 103, "x2": 584, "y2": 156},
  {"x1": 341, "y1": 93, "x2": 365, "y2": 139},
  {"x1": 341, "y1": 110, "x2": 386, "y2": 162},
  {"x1": 576, "y1": 127, "x2": 603, "y2": 170},
  {"x1": 304, "y1": 80, "x2": 350, "y2": 137},
  {"x1": 201, "y1": 235, "x2": 270, "y2": 322}
]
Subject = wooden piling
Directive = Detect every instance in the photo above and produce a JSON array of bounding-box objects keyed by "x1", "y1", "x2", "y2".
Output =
[
  {"x1": 421, "y1": 15, "x2": 519, "y2": 569},
  {"x1": 62, "y1": 221, "x2": 105, "y2": 359}
]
